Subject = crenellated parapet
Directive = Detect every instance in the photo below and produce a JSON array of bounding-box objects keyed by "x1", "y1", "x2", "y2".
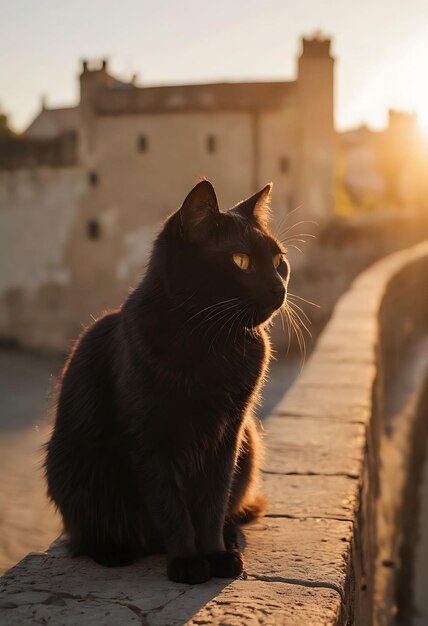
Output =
[{"x1": 0, "y1": 132, "x2": 77, "y2": 170}]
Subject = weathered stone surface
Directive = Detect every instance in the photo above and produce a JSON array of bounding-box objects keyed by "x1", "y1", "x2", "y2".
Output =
[
  {"x1": 263, "y1": 415, "x2": 366, "y2": 476},
  {"x1": 0, "y1": 518, "x2": 351, "y2": 626},
  {"x1": 296, "y1": 359, "x2": 376, "y2": 389},
  {"x1": 1, "y1": 597, "x2": 144, "y2": 625},
  {"x1": 263, "y1": 473, "x2": 358, "y2": 520},
  {"x1": 0, "y1": 542, "x2": 204, "y2": 625},
  {"x1": 314, "y1": 332, "x2": 375, "y2": 364},
  {"x1": 185, "y1": 581, "x2": 343, "y2": 626},
  {"x1": 243, "y1": 518, "x2": 352, "y2": 589},
  {"x1": 273, "y1": 384, "x2": 371, "y2": 422}
]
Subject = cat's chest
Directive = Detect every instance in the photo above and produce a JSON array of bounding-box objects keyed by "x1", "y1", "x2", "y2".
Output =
[{"x1": 196, "y1": 333, "x2": 266, "y2": 387}]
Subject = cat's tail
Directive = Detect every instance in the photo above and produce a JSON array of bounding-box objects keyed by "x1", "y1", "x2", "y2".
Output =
[{"x1": 232, "y1": 493, "x2": 267, "y2": 525}]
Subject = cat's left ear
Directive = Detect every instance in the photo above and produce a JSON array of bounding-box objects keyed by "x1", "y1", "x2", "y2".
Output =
[
  {"x1": 179, "y1": 180, "x2": 221, "y2": 240},
  {"x1": 230, "y1": 183, "x2": 272, "y2": 226}
]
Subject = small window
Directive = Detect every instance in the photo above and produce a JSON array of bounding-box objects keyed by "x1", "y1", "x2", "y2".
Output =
[
  {"x1": 207, "y1": 135, "x2": 217, "y2": 154},
  {"x1": 88, "y1": 171, "x2": 99, "y2": 187},
  {"x1": 87, "y1": 219, "x2": 101, "y2": 240},
  {"x1": 279, "y1": 157, "x2": 290, "y2": 174},
  {"x1": 138, "y1": 135, "x2": 149, "y2": 152}
]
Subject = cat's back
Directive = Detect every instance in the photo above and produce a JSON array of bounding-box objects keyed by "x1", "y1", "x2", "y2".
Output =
[{"x1": 54, "y1": 311, "x2": 120, "y2": 433}]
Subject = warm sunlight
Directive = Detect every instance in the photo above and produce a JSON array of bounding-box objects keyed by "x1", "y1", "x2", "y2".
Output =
[
  {"x1": 345, "y1": 22, "x2": 428, "y2": 135},
  {"x1": 393, "y1": 27, "x2": 428, "y2": 135}
]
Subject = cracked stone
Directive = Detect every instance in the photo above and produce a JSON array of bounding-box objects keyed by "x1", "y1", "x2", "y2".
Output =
[
  {"x1": 262, "y1": 473, "x2": 359, "y2": 520},
  {"x1": 177, "y1": 581, "x2": 343, "y2": 626}
]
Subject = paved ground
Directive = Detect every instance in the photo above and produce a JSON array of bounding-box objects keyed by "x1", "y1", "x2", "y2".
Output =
[
  {"x1": 0, "y1": 348, "x2": 301, "y2": 575},
  {"x1": 0, "y1": 350, "x2": 62, "y2": 574}
]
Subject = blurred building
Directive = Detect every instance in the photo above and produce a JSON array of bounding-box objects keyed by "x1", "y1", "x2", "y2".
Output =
[
  {"x1": 339, "y1": 111, "x2": 428, "y2": 211},
  {"x1": 0, "y1": 35, "x2": 335, "y2": 350}
]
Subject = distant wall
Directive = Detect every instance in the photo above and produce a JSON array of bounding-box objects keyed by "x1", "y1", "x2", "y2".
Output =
[
  {"x1": 0, "y1": 133, "x2": 77, "y2": 170},
  {"x1": 0, "y1": 166, "x2": 83, "y2": 350}
]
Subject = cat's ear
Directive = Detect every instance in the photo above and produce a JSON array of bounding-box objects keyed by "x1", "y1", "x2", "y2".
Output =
[
  {"x1": 230, "y1": 183, "x2": 272, "y2": 226},
  {"x1": 179, "y1": 180, "x2": 220, "y2": 240}
]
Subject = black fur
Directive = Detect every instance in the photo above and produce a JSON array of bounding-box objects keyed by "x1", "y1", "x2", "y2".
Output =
[{"x1": 45, "y1": 180, "x2": 289, "y2": 583}]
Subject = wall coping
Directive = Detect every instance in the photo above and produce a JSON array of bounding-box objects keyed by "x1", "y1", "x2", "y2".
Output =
[{"x1": 1, "y1": 240, "x2": 428, "y2": 625}]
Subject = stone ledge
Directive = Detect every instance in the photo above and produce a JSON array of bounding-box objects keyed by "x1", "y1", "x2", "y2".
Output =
[{"x1": 1, "y1": 240, "x2": 428, "y2": 625}]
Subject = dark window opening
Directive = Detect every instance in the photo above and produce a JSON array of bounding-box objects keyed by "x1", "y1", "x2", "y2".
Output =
[
  {"x1": 138, "y1": 135, "x2": 149, "y2": 152},
  {"x1": 207, "y1": 135, "x2": 217, "y2": 154},
  {"x1": 279, "y1": 156, "x2": 290, "y2": 174},
  {"x1": 87, "y1": 219, "x2": 101, "y2": 240},
  {"x1": 88, "y1": 171, "x2": 99, "y2": 187}
]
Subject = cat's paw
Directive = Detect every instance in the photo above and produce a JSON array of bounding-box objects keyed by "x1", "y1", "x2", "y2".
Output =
[
  {"x1": 167, "y1": 556, "x2": 211, "y2": 584},
  {"x1": 206, "y1": 550, "x2": 244, "y2": 578}
]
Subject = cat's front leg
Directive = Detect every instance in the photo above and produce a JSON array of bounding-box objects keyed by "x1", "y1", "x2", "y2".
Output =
[
  {"x1": 137, "y1": 453, "x2": 211, "y2": 584},
  {"x1": 192, "y1": 449, "x2": 244, "y2": 579}
]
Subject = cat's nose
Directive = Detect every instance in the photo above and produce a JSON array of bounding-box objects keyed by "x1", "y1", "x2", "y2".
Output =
[
  {"x1": 270, "y1": 283, "x2": 285, "y2": 298},
  {"x1": 269, "y1": 283, "x2": 286, "y2": 307}
]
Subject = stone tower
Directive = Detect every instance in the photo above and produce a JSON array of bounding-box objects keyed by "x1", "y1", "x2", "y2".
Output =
[
  {"x1": 296, "y1": 35, "x2": 335, "y2": 220},
  {"x1": 78, "y1": 59, "x2": 111, "y2": 160}
]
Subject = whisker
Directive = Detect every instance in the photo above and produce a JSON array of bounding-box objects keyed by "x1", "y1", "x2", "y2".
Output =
[
  {"x1": 283, "y1": 233, "x2": 317, "y2": 240},
  {"x1": 225, "y1": 305, "x2": 246, "y2": 347},
  {"x1": 280, "y1": 237, "x2": 310, "y2": 244},
  {"x1": 189, "y1": 302, "x2": 241, "y2": 335},
  {"x1": 276, "y1": 220, "x2": 318, "y2": 244},
  {"x1": 198, "y1": 303, "x2": 242, "y2": 342},
  {"x1": 272, "y1": 206, "x2": 302, "y2": 239},
  {"x1": 209, "y1": 306, "x2": 244, "y2": 353},
  {"x1": 187, "y1": 297, "x2": 239, "y2": 321},
  {"x1": 286, "y1": 244, "x2": 304, "y2": 254},
  {"x1": 287, "y1": 303, "x2": 312, "y2": 338},
  {"x1": 286, "y1": 299, "x2": 312, "y2": 325},
  {"x1": 233, "y1": 307, "x2": 249, "y2": 347},
  {"x1": 285, "y1": 305, "x2": 304, "y2": 359},
  {"x1": 287, "y1": 308, "x2": 307, "y2": 367},
  {"x1": 287, "y1": 292, "x2": 320, "y2": 308},
  {"x1": 279, "y1": 307, "x2": 291, "y2": 356},
  {"x1": 284, "y1": 308, "x2": 292, "y2": 356},
  {"x1": 279, "y1": 219, "x2": 318, "y2": 235},
  {"x1": 170, "y1": 291, "x2": 197, "y2": 311}
]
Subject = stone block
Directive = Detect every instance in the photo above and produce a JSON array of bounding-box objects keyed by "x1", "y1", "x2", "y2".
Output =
[
  {"x1": 262, "y1": 473, "x2": 358, "y2": 520},
  {"x1": 263, "y1": 415, "x2": 366, "y2": 477}
]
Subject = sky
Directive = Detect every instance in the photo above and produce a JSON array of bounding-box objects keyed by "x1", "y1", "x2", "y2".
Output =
[{"x1": 1, "y1": 0, "x2": 428, "y2": 133}]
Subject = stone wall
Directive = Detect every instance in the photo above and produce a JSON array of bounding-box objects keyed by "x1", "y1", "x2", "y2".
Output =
[
  {"x1": 1, "y1": 241, "x2": 427, "y2": 624},
  {"x1": 0, "y1": 166, "x2": 84, "y2": 350}
]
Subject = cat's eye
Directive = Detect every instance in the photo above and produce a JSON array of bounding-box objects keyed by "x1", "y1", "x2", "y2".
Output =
[
  {"x1": 273, "y1": 253, "x2": 282, "y2": 268},
  {"x1": 233, "y1": 253, "x2": 250, "y2": 270}
]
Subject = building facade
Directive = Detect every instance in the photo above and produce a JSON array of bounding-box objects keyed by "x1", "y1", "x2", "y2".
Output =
[
  {"x1": 0, "y1": 36, "x2": 335, "y2": 350},
  {"x1": 339, "y1": 110, "x2": 428, "y2": 212}
]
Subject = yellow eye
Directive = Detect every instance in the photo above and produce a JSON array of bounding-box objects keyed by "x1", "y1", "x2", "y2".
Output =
[
  {"x1": 273, "y1": 253, "x2": 282, "y2": 268},
  {"x1": 233, "y1": 253, "x2": 250, "y2": 270}
]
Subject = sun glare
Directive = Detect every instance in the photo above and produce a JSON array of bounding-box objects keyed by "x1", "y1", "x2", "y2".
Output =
[
  {"x1": 395, "y1": 32, "x2": 428, "y2": 135},
  {"x1": 344, "y1": 24, "x2": 428, "y2": 136}
]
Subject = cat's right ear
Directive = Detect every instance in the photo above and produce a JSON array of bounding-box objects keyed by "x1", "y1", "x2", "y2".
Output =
[{"x1": 179, "y1": 180, "x2": 220, "y2": 241}]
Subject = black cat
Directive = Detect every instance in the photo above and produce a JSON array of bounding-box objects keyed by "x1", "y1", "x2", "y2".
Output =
[{"x1": 45, "y1": 180, "x2": 289, "y2": 584}]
